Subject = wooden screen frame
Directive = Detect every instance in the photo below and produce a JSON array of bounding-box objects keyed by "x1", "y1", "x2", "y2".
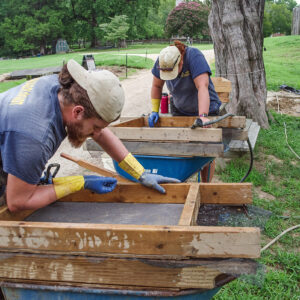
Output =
[{"x1": 0, "y1": 182, "x2": 260, "y2": 290}]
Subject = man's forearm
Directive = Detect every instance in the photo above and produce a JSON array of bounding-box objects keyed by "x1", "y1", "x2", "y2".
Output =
[
  {"x1": 197, "y1": 86, "x2": 210, "y2": 115},
  {"x1": 93, "y1": 127, "x2": 128, "y2": 163}
]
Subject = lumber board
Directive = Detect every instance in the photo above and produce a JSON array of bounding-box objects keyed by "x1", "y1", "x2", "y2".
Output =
[
  {"x1": 144, "y1": 116, "x2": 245, "y2": 129},
  {"x1": 60, "y1": 152, "x2": 131, "y2": 183},
  {"x1": 178, "y1": 183, "x2": 201, "y2": 226},
  {"x1": 59, "y1": 183, "x2": 252, "y2": 206},
  {"x1": 85, "y1": 139, "x2": 224, "y2": 157},
  {"x1": 222, "y1": 119, "x2": 251, "y2": 142},
  {"x1": 211, "y1": 77, "x2": 231, "y2": 91},
  {"x1": 0, "y1": 221, "x2": 260, "y2": 258},
  {"x1": 108, "y1": 127, "x2": 223, "y2": 142},
  {"x1": 199, "y1": 183, "x2": 252, "y2": 205},
  {"x1": 224, "y1": 121, "x2": 260, "y2": 158},
  {"x1": 114, "y1": 117, "x2": 145, "y2": 128},
  {"x1": 59, "y1": 184, "x2": 190, "y2": 204},
  {"x1": 0, "y1": 254, "x2": 226, "y2": 289},
  {"x1": 0, "y1": 206, "x2": 35, "y2": 221},
  {"x1": 115, "y1": 116, "x2": 245, "y2": 129}
]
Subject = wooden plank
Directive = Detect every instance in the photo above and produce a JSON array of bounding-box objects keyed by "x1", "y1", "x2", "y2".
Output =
[
  {"x1": 60, "y1": 152, "x2": 131, "y2": 183},
  {"x1": 59, "y1": 183, "x2": 252, "y2": 205},
  {"x1": 0, "y1": 222, "x2": 260, "y2": 258},
  {"x1": 178, "y1": 183, "x2": 200, "y2": 226},
  {"x1": 222, "y1": 119, "x2": 252, "y2": 141},
  {"x1": 142, "y1": 116, "x2": 246, "y2": 129},
  {"x1": 114, "y1": 117, "x2": 145, "y2": 128},
  {"x1": 0, "y1": 254, "x2": 226, "y2": 289},
  {"x1": 218, "y1": 92, "x2": 230, "y2": 103},
  {"x1": 109, "y1": 127, "x2": 223, "y2": 142},
  {"x1": 224, "y1": 121, "x2": 260, "y2": 158},
  {"x1": 199, "y1": 183, "x2": 252, "y2": 205},
  {"x1": 85, "y1": 139, "x2": 224, "y2": 157},
  {"x1": 10, "y1": 66, "x2": 62, "y2": 80},
  {"x1": 60, "y1": 183, "x2": 190, "y2": 204},
  {"x1": 0, "y1": 206, "x2": 35, "y2": 221},
  {"x1": 211, "y1": 77, "x2": 232, "y2": 93}
]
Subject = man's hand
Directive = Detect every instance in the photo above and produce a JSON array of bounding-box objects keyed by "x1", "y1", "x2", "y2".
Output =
[
  {"x1": 148, "y1": 112, "x2": 159, "y2": 127},
  {"x1": 138, "y1": 172, "x2": 181, "y2": 194},
  {"x1": 83, "y1": 175, "x2": 117, "y2": 194}
]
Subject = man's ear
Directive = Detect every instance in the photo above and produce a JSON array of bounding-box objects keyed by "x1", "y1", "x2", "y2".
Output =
[{"x1": 72, "y1": 105, "x2": 84, "y2": 120}]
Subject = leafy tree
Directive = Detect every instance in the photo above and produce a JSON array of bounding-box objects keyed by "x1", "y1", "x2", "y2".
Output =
[
  {"x1": 264, "y1": 2, "x2": 293, "y2": 35},
  {"x1": 165, "y1": 1, "x2": 210, "y2": 39},
  {"x1": 265, "y1": 0, "x2": 297, "y2": 11},
  {"x1": 99, "y1": 15, "x2": 129, "y2": 48}
]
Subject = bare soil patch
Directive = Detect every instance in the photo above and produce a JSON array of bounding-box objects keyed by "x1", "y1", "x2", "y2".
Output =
[{"x1": 267, "y1": 91, "x2": 300, "y2": 117}]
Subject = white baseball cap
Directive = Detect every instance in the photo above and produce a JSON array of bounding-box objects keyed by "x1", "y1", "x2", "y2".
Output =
[
  {"x1": 158, "y1": 46, "x2": 181, "y2": 80},
  {"x1": 67, "y1": 59, "x2": 125, "y2": 123}
]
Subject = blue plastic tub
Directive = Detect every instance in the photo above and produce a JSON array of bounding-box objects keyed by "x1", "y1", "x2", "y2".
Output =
[{"x1": 113, "y1": 155, "x2": 214, "y2": 182}]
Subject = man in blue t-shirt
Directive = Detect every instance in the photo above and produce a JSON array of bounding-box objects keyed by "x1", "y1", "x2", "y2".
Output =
[
  {"x1": 148, "y1": 41, "x2": 221, "y2": 182},
  {"x1": 0, "y1": 59, "x2": 179, "y2": 212}
]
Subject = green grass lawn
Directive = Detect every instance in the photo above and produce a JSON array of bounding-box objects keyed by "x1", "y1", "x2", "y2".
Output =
[
  {"x1": 263, "y1": 35, "x2": 300, "y2": 91},
  {"x1": 213, "y1": 111, "x2": 300, "y2": 300}
]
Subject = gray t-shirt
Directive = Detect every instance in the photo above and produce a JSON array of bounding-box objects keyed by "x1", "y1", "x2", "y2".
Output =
[
  {"x1": 0, "y1": 75, "x2": 66, "y2": 184},
  {"x1": 152, "y1": 47, "x2": 221, "y2": 115}
]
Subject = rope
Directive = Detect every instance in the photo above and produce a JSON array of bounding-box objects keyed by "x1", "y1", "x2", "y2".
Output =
[{"x1": 261, "y1": 224, "x2": 300, "y2": 252}]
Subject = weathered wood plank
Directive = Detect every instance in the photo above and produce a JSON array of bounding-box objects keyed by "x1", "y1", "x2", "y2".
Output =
[
  {"x1": 0, "y1": 206, "x2": 35, "y2": 221},
  {"x1": 60, "y1": 184, "x2": 190, "y2": 204},
  {"x1": 199, "y1": 183, "x2": 252, "y2": 205},
  {"x1": 60, "y1": 152, "x2": 131, "y2": 183},
  {"x1": 178, "y1": 183, "x2": 201, "y2": 226},
  {"x1": 59, "y1": 183, "x2": 252, "y2": 205},
  {"x1": 85, "y1": 139, "x2": 224, "y2": 157},
  {"x1": 114, "y1": 117, "x2": 145, "y2": 128},
  {"x1": 211, "y1": 77, "x2": 232, "y2": 93},
  {"x1": 142, "y1": 116, "x2": 246, "y2": 129},
  {"x1": 109, "y1": 127, "x2": 223, "y2": 142},
  {"x1": 0, "y1": 222, "x2": 260, "y2": 258},
  {"x1": 0, "y1": 254, "x2": 226, "y2": 289}
]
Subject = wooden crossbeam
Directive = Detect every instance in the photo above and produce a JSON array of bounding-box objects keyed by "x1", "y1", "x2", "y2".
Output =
[
  {"x1": 85, "y1": 139, "x2": 224, "y2": 157},
  {"x1": 115, "y1": 116, "x2": 245, "y2": 129},
  {"x1": 178, "y1": 183, "x2": 201, "y2": 226},
  {"x1": 109, "y1": 127, "x2": 223, "y2": 142},
  {"x1": 0, "y1": 221, "x2": 260, "y2": 258}
]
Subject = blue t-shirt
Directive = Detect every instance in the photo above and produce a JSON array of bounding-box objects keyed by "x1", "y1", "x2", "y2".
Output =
[
  {"x1": 152, "y1": 47, "x2": 221, "y2": 115},
  {"x1": 0, "y1": 75, "x2": 67, "y2": 184}
]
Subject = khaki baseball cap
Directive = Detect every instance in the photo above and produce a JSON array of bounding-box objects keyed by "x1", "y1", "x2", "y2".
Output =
[
  {"x1": 158, "y1": 46, "x2": 181, "y2": 80},
  {"x1": 67, "y1": 59, "x2": 125, "y2": 123}
]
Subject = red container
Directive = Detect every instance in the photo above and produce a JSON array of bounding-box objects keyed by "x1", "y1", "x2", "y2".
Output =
[{"x1": 160, "y1": 93, "x2": 169, "y2": 113}]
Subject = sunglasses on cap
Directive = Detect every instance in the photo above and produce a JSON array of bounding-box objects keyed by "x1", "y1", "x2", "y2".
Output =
[{"x1": 158, "y1": 55, "x2": 181, "y2": 72}]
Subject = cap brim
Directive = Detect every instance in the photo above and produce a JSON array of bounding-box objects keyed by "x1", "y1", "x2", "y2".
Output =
[
  {"x1": 67, "y1": 59, "x2": 89, "y2": 90},
  {"x1": 159, "y1": 62, "x2": 179, "y2": 81}
]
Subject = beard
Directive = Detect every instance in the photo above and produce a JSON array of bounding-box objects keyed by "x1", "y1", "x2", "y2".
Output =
[{"x1": 66, "y1": 122, "x2": 88, "y2": 148}]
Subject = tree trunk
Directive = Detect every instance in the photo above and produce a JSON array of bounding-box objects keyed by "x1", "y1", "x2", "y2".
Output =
[
  {"x1": 208, "y1": 0, "x2": 269, "y2": 129},
  {"x1": 292, "y1": 6, "x2": 300, "y2": 35}
]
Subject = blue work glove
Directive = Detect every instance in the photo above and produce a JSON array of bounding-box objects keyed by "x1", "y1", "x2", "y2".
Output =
[
  {"x1": 83, "y1": 175, "x2": 117, "y2": 194},
  {"x1": 148, "y1": 112, "x2": 159, "y2": 127},
  {"x1": 138, "y1": 172, "x2": 181, "y2": 194}
]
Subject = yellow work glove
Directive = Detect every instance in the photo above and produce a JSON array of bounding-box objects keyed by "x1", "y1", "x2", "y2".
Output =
[{"x1": 52, "y1": 175, "x2": 117, "y2": 199}]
